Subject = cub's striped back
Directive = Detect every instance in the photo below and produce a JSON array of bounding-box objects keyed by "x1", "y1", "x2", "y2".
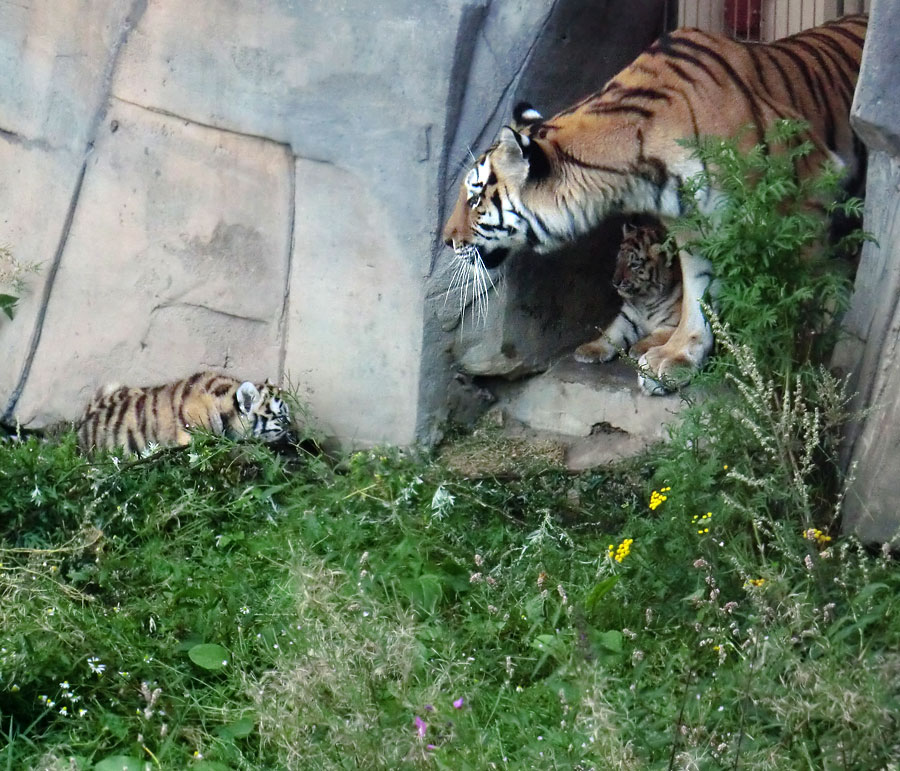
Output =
[{"x1": 78, "y1": 371, "x2": 291, "y2": 453}]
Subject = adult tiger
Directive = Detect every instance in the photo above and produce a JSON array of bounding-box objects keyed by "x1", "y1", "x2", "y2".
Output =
[{"x1": 442, "y1": 15, "x2": 867, "y2": 394}]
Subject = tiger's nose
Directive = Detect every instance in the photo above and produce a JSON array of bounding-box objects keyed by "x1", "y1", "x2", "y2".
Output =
[{"x1": 444, "y1": 236, "x2": 453, "y2": 247}]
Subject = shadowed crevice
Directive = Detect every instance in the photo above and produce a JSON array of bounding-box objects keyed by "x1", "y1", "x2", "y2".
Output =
[
  {"x1": 277, "y1": 151, "x2": 297, "y2": 384},
  {"x1": 430, "y1": 1, "x2": 492, "y2": 275}
]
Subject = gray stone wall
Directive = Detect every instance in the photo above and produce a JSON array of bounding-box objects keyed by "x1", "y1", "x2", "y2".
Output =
[
  {"x1": 834, "y1": 0, "x2": 900, "y2": 542},
  {"x1": 0, "y1": 0, "x2": 663, "y2": 446}
]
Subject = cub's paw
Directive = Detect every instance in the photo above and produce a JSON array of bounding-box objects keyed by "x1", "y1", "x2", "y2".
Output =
[
  {"x1": 574, "y1": 338, "x2": 618, "y2": 364},
  {"x1": 637, "y1": 346, "x2": 699, "y2": 396}
]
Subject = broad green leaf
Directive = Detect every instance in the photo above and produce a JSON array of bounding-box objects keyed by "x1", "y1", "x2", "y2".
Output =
[
  {"x1": 217, "y1": 716, "x2": 254, "y2": 739},
  {"x1": 598, "y1": 629, "x2": 623, "y2": 653},
  {"x1": 188, "y1": 642, "x2": 230, "y2": 670}
]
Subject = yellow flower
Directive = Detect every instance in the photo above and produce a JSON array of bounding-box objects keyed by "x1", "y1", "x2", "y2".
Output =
[
  {"x1": 609, "y1": 538, "x2": 634, "y2": 563},
  {"x1": 803, "y1": 528, "x2": 832, "y2": 547},
  {"x1": 744, "y1": 578, "x2": 765, "y2": 588},
  {"x1": 691, "y1": 512, "x2": 713, "y2": 534},
  {"x1": 648, "y1": 487, "x2": 670, "y2": 510}
]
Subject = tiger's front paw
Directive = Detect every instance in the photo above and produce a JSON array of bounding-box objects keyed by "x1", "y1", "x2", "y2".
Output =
[
  {"x1": 574, "y1": 337, "x2": 618, "y2": 364},
  {"x1": 636, "y1": 337, "x2": 707, "y2": 396}
]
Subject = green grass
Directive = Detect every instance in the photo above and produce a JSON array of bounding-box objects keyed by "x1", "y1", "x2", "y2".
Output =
[
  {"x1": 1, "y1": 415, "x2": 897, "y2": 770},
  {"x1": 2, "y1": 124, "x2": 897, "y2": 770}
]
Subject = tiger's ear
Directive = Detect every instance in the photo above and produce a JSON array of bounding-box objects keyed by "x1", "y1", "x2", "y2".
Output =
[
  {"x1": 497, "y1": 126, "x2": 550, "y2": 181},
  {"x1": 236, "y1": 381, "x2": 261, "y2": 415},
  {"x1": 498, "y1": 126, "x2": 529, "y2": 155}
]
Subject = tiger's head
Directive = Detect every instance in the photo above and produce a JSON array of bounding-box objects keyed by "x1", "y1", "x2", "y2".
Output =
[
  {"x1": 612, "y1": 223, "x2": 675, "y2": 300},
  {"x1": 442, "y1": 104, "x2": 559, "y2": 271},
  {"x1": 233, "y1": 380, "x2": 293, "y2": 443}
]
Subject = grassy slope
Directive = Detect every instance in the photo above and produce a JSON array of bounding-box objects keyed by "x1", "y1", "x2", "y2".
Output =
[{"x1": 0, "y1": 425, "x2": 897, "y2": 771}]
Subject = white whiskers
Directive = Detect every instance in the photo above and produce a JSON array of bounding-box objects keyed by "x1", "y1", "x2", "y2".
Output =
[{"x1": 442, "y1": 245, "x2": 500, "y2": 333}]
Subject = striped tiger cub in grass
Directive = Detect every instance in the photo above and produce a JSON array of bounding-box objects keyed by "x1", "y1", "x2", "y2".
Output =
[
  {"x1": 442, "y1": 15, "x2": 867, "y2": 394},
  {"x1": 575, "y1": 222, "x2": 682, "y2": 364},
  {"x1": 78, "y1": 371, "x2": 292, "y2": 453}
]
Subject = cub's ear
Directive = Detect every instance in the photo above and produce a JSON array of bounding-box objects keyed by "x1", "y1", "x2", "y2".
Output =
[
  {"x1": 513, "y1": 101, "x2": 544, "y2": 128},
  {"x1": 236, "y1": 381, "x2": 261, "y2": 415}
]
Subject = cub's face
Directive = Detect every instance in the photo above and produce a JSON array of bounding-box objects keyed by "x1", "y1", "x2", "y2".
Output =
[
  {"x1": 442, "y1": 127, "x2": 539, "y2": 270},
  {"x1": 235, "y1": 381, "x2": 293, "y2": 443},
  {"x1": 612, "y1": 226, "x2": 671, "y2": 300}
]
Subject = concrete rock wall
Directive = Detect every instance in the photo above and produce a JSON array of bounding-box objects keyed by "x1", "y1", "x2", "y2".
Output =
[{"x1": 0, "y1": 0, "x2": 663, "y2": 445}]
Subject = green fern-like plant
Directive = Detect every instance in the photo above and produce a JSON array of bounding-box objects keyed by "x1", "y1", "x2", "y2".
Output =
[{"x1": 671, "y1": 120, "x2": 866, "y2": 376}]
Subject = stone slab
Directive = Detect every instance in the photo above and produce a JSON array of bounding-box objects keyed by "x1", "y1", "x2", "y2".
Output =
[
  {"x1": 491, "y1": 356, "x2": 688, "y2": 447},
  {"x1": 112, "y1": 0, "x2": 497, "y2": 254},
  {"x1": 284, "y1": 158, "x2": 421, "y2": 445},
  {"x1": 0, "y1": 0, "x2": 671, "y2": 449},
  {"x1": 0, "y1": 139, "x2": 82, "y2": 417},
  {"x1": 15, "y1": 98, "x2": 293, "y2": 424},
  {"x1": 0, "y1": 0, "x2": 134, "y2": 153}
]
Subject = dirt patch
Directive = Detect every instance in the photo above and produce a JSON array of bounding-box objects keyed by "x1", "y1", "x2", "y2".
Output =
[{"x1": 437, "y1": 425, "x2": 566, "y2": 479}]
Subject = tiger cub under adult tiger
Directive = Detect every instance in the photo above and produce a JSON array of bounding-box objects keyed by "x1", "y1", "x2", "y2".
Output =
[
  {"x1": 77, "y1": 371, "x2": 292, "y2": 453},
  {"x1": 442, "y1": 15, "x2": 867, "y2": 394},
  {"x1": 575, "y1": 223, "x2": 681, "y2": 364}
]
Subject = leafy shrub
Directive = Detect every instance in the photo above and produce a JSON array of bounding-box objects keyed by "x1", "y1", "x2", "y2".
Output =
[{"x1": 671, "y1": 120, "x2": 866, "y2": 375}]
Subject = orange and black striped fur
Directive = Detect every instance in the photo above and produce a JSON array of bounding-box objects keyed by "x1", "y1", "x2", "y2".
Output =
[
  {"x1": 442, "y1": 15, "x2": 867, "y2": 393},
  {"x1": 78, "y1": 371, "x2": 292, "y2": 453},
  {"x1": 576, "y1": 223, "x2": 681, "y2": 363}
]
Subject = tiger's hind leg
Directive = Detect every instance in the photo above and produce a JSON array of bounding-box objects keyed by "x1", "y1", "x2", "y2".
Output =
[{"x1": 637, "y1": 251, "x2": 714, "y2": 395}]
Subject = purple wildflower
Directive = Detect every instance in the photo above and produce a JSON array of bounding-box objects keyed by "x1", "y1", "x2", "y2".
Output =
[
  {"x1": 414, "y1": 715, "x2": 427, "y2": 738},
  {"x1": 453, "y1": 697, "x2": 464, "y2": 709}
]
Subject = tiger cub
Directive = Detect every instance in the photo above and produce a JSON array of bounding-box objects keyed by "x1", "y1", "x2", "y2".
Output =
[
  {"x1": 575, "y1": 223, "x2": 681, "y2": 364},
  {"x1": 77, "y1": 371, "x2": 292, "y2": 453}
]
